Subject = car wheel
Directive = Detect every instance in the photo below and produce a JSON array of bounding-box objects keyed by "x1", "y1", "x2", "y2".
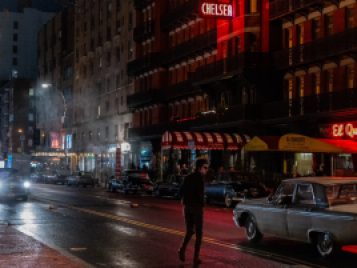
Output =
[
  {"x1": 245, "y1": 215, "x2": 262, "y2": 243},
  {"x1": 316, "y1": 232, "x2": 337, "y2": 258},
  {"x1": 224, "y1": 194, "x2": 233, "y2": 208}
]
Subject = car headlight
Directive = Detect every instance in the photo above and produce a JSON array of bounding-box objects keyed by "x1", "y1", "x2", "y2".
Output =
[{"x1": 24, "y1": 181, "x2": 31, "y2": 188}]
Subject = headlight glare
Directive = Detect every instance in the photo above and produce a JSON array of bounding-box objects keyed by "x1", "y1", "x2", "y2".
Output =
[{"x1": 24, "y1": 181, "x2": 31, "y2": 188}]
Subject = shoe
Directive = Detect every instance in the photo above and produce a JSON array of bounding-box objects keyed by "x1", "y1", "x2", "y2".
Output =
[
  {"x1": 178, "y1": 249, "x2": 185, "y2": 262},
  {"x1": 193, "y1": 258, "x2": 202, "y2": 265}
]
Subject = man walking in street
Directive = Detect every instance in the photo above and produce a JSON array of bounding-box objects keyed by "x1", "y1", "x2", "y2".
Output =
[{"x1": 178, "y1": 158, "x2": 209, "y2": 265}]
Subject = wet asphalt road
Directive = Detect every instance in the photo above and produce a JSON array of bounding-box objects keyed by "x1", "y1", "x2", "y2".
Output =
[{"x1": 1, "y1": 184, "x2": 357, "y2": 267}]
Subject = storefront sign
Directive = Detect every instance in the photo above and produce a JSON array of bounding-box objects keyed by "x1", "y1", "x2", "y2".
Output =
[
  {"x1": 200, "y1": 1, "x2": 233, "y2": 18},
  {"x1": 332, "y1": 123, "x2": 357, "y2": 138}
]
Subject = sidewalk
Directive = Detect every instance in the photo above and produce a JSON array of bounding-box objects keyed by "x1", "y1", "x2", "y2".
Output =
[{"x1": 0, "y1": 226, "x2": 84, "y2": 268}]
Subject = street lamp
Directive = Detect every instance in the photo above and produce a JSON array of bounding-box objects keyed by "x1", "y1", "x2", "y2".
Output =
[
  {"x1": 41, "y1": 83, "x2": 67, "y2": 125},
  {"x1": 39, "y1": 82, "x2": 69, "y2": 170}
]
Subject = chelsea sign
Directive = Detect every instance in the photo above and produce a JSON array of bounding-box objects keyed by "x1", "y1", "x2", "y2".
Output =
[{"x1": 200, "y1": 1, "x2": 234, "y2": 19}]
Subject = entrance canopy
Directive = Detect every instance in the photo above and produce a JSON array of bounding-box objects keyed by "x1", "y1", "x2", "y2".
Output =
[
  {"x1": 245, "y1": 134, "x2": 357, "y2": 153},
  {"x1": 162, "y1": 131, "x2": 249, "y2": 151}
]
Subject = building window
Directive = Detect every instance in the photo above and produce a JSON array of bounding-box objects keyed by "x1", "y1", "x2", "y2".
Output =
[
  {"x1": 28, "y1": 113, "x2": 34, "y2": 121},
  {"x1": 13, "y1": 21, "x2": 18, "y2": 29},
  {"x1": 296, "y1": 76, "x2": 304, "y2": 98},
  {"x1": 106, "y1": 52, "x2": 111, "y2": 66},
  {"x1": 114, "y1": 124, "x2": 118, "y2": 140},
  {"x1": 13, "y1": 45, "x2": 18, "y2": 54},
  {"x1": 312, "y1": 18, "x2": 321, "y2": 40},
  {"x1": 346, "y1": 6, "x2": 355, "y2": 29},
  {"x1": 121, "y1": 95, "x2": 124, "y2": 105},
  {"x1": 245, "y1": 0, "x2": 258, "y2": 14},
  {"x1": 29, "y1": 88, "x2": 34, "y2": 96},
  {"x1": 13, "y1": 33, "x2": 18, "y2": 42},
  {"x1": 89, "y1": 131, "x2": 93, "y2": 141},
  {"x1": 284, "y1": 28, "x2": 293, "y2": 49},
  {"x1": 105, "y1": 126, "x2": 109, "y2": 139},
  {"x1": 296, "y1": 24, "x2": 304, "y2": 45},
  {"x1": 311, "y1": 72, "x2": 321, "y2": 95},
  {"x1": 97, "y1": 105, "x2": 101, "y2": 117},
  {"x1": 12, "y1": 57, "x2": 18, "y2": 66},
  {"x1": 105, "y1": 100, "x2": 110, "y2": 112},
  {"x1": 97, "y1": 128, "x2": 101, "y2": 140},
  {"x1": 325, "y1": 13, "x2": 333, "y2": 36},
  {"x1": 346, "y1": 64, "x2": 355, "y2": 89},
  {"x1": 326, "y1": 69, "x2": 334, "y2": 92}
]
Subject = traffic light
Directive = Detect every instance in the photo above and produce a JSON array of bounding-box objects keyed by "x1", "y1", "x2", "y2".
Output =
[{"x1": 34, "y1": 128, "x2": 41, "y2": 146}]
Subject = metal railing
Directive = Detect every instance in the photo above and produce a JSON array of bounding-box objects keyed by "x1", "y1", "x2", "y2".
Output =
[
  {"x1": 162, "y1": 0, "x2": 200, "y2": 31},
  {"x1": 274, "y1": 27, "x2": 357, "y2": 69},
  {"x1": 269, "y1": 0, "x2": 328, "y2": 20},
  {"x1": 165, "y1": 29, "x2": 217, "y2": 65},
  {"x1": 263, "y1": 89, "x2": 357, "y2": 119}
]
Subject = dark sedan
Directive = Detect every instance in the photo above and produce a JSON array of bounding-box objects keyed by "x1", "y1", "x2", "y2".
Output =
[
  {"x1": 0, "y1": 169, "x2": 31, "y2": 201},
  {"x1": 153, "y1": 175, "x2": 184, "y2": 199},
  {"x1": 108, "y1": 175, "x2": 154, "y2": 194},
  {"x1": 205, "y1": 181, "x2": 268, "y2": 208}
]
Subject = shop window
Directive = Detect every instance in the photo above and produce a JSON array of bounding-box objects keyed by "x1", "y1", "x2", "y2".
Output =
[{"x1": 346, "y1": 64, "x2": 355, "y2": 89}]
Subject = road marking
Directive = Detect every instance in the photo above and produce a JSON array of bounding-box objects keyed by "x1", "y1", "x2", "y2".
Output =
[{"x1": 69, "y1": 206, "x2": 324, "y2": 268}]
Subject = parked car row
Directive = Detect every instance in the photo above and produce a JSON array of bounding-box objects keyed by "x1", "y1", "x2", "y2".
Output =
[{"x1": 30, "y1": 171, "x2": 98, "y2": 187}]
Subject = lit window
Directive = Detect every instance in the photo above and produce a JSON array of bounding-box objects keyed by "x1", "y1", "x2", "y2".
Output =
[{"x1": 346, "y1": 64, "x2": 355, "y2": 89}]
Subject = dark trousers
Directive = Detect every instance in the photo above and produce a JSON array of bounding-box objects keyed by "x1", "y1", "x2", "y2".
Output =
[{"x1": 180, "y1": 206, "x2": 203, "y2": 259}]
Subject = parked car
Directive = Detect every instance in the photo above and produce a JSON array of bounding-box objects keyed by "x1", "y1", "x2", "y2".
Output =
[
  {"x1": 205, "y1": 181, "x2": 268, "y2": 208},
  {"x1": 41, "y1": 171, "x2": 59, "y2": 184},
  {"x1": 153, "y1": 175, "x2": 185, "y2": 199},
  {"x1": 233, "y1": 177, "x2": 357, "y2": 258},
  {"x1": 108, "y1": 171, "x2": 154, "y2": 194},
  {"x1": 67, "y1": 172, "x2": 96, "y2": 187},
  {"x1": 0, "y1": 169, "x2": 30, "y2": 201}
]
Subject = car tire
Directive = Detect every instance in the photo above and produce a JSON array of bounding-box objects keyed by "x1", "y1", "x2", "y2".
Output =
[
  {"x1": 224, "y1": 194, "x2": 233, "y2": 208},
  {"x1": 316, "y1": 232, "x2": 337, "y2": 258},
  {"x1": 245, "y1": 215, "x2": 262, "y2": 243}
]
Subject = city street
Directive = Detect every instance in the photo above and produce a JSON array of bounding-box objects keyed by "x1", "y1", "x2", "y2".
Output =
[{"x1": 0, "y1": 184, "x2": 355, "y2": 267}]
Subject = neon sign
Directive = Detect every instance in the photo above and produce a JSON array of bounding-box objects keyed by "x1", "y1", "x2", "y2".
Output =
[
  {"x1": 332, "y1": 123, "x2": 357, "y2": 138},
  {"x1": 200, "y1": 1, "x2": 233, "y2": 18}
]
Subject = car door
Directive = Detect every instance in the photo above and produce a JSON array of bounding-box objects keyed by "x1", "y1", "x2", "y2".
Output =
[
  {"x1": 257, "y1": 183, "x2": 294, "y2": 237},
  {"x1": 287, "y1": 183, "x2": 316, "y2": 241}
]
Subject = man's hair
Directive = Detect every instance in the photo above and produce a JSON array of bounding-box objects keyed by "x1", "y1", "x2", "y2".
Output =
[{"x1": 195, "y1": 158, "x2": 208, "y2": 170}]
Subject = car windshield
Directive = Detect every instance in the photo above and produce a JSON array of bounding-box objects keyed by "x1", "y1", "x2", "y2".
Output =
[{"x1": 326, "y1": 184, "x2": 357, "y2": 206}]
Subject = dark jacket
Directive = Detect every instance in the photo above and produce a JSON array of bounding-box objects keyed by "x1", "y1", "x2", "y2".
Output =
[{"x1": 180, "y1": 171, "x2": 204, "y2": 208}]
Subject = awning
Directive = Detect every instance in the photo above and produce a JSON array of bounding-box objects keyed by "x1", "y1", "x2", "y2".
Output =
[
  {"x1": 162, "y1": 131, "x2": 249, "y2": 151},
  {"x1": 243, "y1": 136, "x2": 279, "y2": 152},
  {"x1": 245, "y1": 134, "x2": 357, "y2": 153}
]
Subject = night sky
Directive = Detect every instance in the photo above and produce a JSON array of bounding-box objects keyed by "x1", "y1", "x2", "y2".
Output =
[{"x1": 0, "y1": 0, "x2": 70, "y2": 12}]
